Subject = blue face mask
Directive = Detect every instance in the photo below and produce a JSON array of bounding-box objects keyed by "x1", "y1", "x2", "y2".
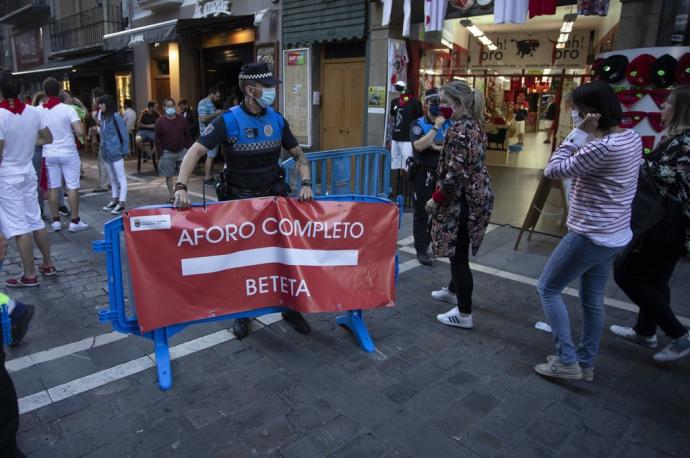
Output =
[
  {"x1": 428, "y1": 104, "x2": 440, "y2": 116},
  {"x1": 254, "y1": 87, "x2": 276, "y2": 108},
  {"x1": 165, "y1": 107, "x2": 176, "y2": 116}
]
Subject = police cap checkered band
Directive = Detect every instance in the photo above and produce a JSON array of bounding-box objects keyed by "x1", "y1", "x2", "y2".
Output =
[
  {"x1": 239, "y1": 63, "x2": 281, "y2": 85},
  {"x1": 239, "y1": 72, "x2": 273, "y2": 80}
]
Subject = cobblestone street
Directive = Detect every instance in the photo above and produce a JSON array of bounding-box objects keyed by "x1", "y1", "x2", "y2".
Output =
[{"x1": 4, "y1": 158, "x2": 689, "y2": 457}]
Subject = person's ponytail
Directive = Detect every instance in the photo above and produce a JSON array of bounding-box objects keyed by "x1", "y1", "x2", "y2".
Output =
[{"x1": 472, "y1": 89, "x2": 485, "y2": 128}]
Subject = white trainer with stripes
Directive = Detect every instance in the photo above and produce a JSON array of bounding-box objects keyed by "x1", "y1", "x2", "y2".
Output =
[{"x1": 436, "y1": 307, "x2": 473, "y2": 329}]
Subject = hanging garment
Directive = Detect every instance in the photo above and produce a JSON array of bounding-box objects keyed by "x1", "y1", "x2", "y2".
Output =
[
  {"x1": 529, "y1": 0, "x2": 556, "y2": 18},
  {"x1": 646, "y1": 112, "x2": 665, "y2": 133},
  {"x1": 649, "y1": 89, "x2": 671, "y2": 110},
  {"x1": 494, "y1": 0, "x2": 528, "y2": 24},
  {"x1": 577, "y1": 0, "x2": 610, "y2": 16},
  {"x1": 619, "y1": 112, "x2": 647, "y2": 129},
  {"x1": 403, "y1": 0, "x2": 411, "y2": 37},
  {"x1": 616, "y1": 89, "x2": 647, "y2": 108},
  {"x1": 388, "y1": 40, "x2": 409, "y2": 91},
  {"x1": 425, "y1": 0, "x2": 449, "y2": 33},
  {"x1": 382, "y1": 0, "x2": 393, "y2": 26}
]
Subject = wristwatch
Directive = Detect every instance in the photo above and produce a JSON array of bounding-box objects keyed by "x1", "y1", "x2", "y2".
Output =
[{"x1": 301, "y1": 179, "x2": 312, "y2": 188}]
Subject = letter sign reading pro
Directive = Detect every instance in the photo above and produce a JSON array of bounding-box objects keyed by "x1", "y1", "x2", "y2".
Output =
[{"x1": 123, "y1": 198, "x2": 398, "y2": 332}]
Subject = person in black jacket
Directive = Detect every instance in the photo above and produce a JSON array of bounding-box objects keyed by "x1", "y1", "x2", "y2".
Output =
[{"x1": 611, "y1": 85, "x2": 690, "y2": 363}]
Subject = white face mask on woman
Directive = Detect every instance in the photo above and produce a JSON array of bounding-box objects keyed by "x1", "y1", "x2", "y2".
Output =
[{"x1": 571, "y1": 110, "x2": 582, "y2": 126}]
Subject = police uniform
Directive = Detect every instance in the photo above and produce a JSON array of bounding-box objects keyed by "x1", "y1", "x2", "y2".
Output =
[
  {"x1": 409, "y1": 114, "x2": 451, "y2": 256},
  {"x1": 194, "y1": 62, "x2": 310, "y2": 340},
  {"x1": 197, "y1": 103, "x2": 298, "y2": 200}
]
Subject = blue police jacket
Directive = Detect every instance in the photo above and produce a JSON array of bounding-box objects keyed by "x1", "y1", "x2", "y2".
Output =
[{"x1": 222, "y1": 105, "x2": 285, "y2": 190}]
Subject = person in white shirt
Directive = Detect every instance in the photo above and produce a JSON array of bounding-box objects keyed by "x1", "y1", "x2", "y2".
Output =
[
  {"x1": 40, "y1": 77, "x2": 88, "y2": 232},
  {"x1": 0, "y1": 71, "x2": 57, "y2": 287},
  {"x1": 122, "y1": 98, "x2": 137, "y2": 132}
]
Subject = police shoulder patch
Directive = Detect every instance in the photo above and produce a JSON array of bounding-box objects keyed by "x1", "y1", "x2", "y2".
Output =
[
  {"x1": 201, "y1": 124, "x2": 214, "y2": 136},
  {"x1": 412, "y1": 125, "x2": 422, "y2": 136}
]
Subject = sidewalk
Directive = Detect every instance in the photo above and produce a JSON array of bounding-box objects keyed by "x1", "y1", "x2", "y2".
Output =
[{"x1": 4, "y1": 157, "x2": 689, "y2": 457}]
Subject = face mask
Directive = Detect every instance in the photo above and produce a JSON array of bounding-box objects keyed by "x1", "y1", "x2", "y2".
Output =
[
  {"x1": 253, "y1": 87, "x2": 276, "y2": 108},
  {"x1": 428, "y1": 104, "x2": 440, "y2": 116},
  {"x1": 439, "y1": 105, "x2": 454, "y2": 119},
  {"x1": 165, "y1": 107, "x2": 176, "y2": 116}
]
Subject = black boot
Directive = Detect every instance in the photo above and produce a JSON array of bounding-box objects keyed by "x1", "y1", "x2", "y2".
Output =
[
  {"x1": 281, "y1": 311, "x2": 311, "y2": 334},
  {"x1": 416, "y1": 251, "x2": 432, "y2": 266},
  {"x1": 10, "y1": 303, "x2": 35, "y2": 347},
  {"x1": 232, "y1": 318, "x2": 250, "y2": 339}
]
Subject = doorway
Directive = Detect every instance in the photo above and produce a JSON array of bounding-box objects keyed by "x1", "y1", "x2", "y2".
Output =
[
  {"x1": 202, "y1": 44, "x2": 253, "y2": 106},
  {"x1": 320, "y1": 58, "x2": 365, "y2": 150}
]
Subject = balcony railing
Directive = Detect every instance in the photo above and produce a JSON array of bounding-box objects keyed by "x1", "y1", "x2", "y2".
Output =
[
  {"x1": 50, "y1": 6, "x2": 123, "y2": 54},
  {"x1": 0, "y1": 0, "x2": 49, "y2": 24}
]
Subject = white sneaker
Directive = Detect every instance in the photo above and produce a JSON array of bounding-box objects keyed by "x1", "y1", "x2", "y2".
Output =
[
  {"x1": 51, "y1": 221, "x2": 62, "y2": 232},
  {"x1": 436, "y1": 307, "x2": 473, "y2": 329},
  {"x1": 110, "y1": 203, "x2": 125, "y2": 215},
  {"x1": 431, "y1": 287, "x2": 458, "y2": 305},
  {"x1": 69, "y1": 220, "x2": 89, "y2": 233},
  {"x1": 102, "y1": 201, "x2": 117, "y2": 211},
  {"x1": 609, "y1": 325, "x2": 658, "y2": 348},
  {"x1": 653, "y1": 333, "x2": 690, "y2": 363}
]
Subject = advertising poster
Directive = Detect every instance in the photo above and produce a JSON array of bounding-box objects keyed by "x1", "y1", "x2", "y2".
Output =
[{"x1": 282, "y1": 48, "x2": 311, "y2": 146}]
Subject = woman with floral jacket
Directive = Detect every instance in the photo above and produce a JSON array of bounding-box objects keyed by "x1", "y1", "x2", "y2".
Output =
[
  {"x1": 426, "y1": 80, "x2": 494, "y2": 330},
  {"x1": 612, "y1": 85, "x2": 690, "y2": 363}
]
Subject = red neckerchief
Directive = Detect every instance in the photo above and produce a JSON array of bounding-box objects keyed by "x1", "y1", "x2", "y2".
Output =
[
  {"x1": 0, "y1": 99, "x2": 26, "y2": 115},
  {"x1": 43, "y1": 96, "x2": 60, "y2": 110}
]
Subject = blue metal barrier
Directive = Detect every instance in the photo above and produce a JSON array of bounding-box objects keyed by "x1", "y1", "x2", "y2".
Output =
[
  {"x1": 282, "y1": 147, "x2": 391, "y2": 199},
  {"x1": 94, "y1": 195, "x2": 402, "y2": 390}
]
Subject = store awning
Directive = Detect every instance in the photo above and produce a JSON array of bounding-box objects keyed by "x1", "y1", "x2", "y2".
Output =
[
  {"x1": 282, "y1": 0, "x2": 365, "y2": 46},
  {"x1": 103, "y1": 19, "x2": 177, "y2": 51},
  {"x1": 12, "y1": 53, "x2": 110, "y2": 76}
]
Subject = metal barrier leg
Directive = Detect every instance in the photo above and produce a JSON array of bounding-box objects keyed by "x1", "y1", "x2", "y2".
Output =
[
  {"x1": 153, "y1": 328, "x2": 173, "y2": 390},
  {"x1": 336, "y1": 310, "x2": 375, "y2": 353}
]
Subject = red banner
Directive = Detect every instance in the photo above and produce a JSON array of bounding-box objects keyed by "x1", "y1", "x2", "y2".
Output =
[{"x1": 124, "y1": 198, "x2": 398, "y2": 332}]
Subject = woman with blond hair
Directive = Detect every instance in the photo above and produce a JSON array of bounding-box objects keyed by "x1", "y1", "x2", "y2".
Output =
[
  {"x1": 611, "y1": 85, "x2": 690, "y2": 363},
  {"x1": 427, "y1": 80, "x2": 494, "y2": 329}
]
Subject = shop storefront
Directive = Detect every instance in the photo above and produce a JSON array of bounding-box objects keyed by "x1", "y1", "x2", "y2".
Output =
[{"x1": 106, "y1": 0, "x2": 281, "y2": 112}]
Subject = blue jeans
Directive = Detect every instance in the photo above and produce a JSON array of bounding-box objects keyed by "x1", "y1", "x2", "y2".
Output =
[{"x1": 537, "y1": 232, "x2": 623, "y2": 367}]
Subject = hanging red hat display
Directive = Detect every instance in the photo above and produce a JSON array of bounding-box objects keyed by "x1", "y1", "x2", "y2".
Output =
[
  {"x1": 646, "y1": 112, "x2": 665, "y2": 133},
  {"x1": 625, "y1": 54, "x2": 656, "y2": 86},
  {"x1": 619, "y1": 111, "x2": 647, "y2": 129},
  {"x1": 674, "y1": 53, "x2": 690, "y2": 86},
  {"x1": 616, "y1": 89, "x2": 647, "y2": 107}
]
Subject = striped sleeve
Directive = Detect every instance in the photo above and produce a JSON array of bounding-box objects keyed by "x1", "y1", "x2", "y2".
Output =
[{"x1": 544, "y1": 129, "x2": 607, "y2": 179}]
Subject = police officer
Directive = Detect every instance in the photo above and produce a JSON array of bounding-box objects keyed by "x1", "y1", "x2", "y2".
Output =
[
  {"x1": 409, "y1": 88, "x2": 451, "y2": 266},
  {"x1": 173, "y1": 63, "x2": 313, "y2": 339}
]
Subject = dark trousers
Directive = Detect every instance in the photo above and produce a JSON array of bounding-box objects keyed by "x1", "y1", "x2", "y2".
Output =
[
  {"x1": 614, "y1": 239, "x2": 687, "y2": 339},
  {"x1": 0, "y1": 345, "x2": 20, "y2": 457},
  {"x1": 449, "y1": 196, "x2": 473, "y2": 314},
  {"x1": 411, "y1": 166, "x2": 435, "y2": 254}
]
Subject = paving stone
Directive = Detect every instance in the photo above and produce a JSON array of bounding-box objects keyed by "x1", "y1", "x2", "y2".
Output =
[
  {"x1": 280, "y1": 434, "x2": 331, "y2": 458},
  {"x1": 240, "y1": 419, "x2": 299, "y2": 455},
  {"x1": 461, "y1": 428, "x2": 505, "y2": 457},
  {"x1": 581, "y1": 406, "x2": 631, "y2": 438},
  {"x1": 329, "y1": 432, "x2": 388, "y2": 458},
  {"x1": 287, "y1": 398, "x2": 340, "y2": 431}
]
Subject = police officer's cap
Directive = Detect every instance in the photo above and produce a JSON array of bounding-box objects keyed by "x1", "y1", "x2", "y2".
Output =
[{"x1": 239, "y1": 63, "x2": 281, "y2": 86}]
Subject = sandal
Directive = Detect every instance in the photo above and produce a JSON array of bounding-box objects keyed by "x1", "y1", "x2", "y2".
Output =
[{"x1": 38, "y1": 265, "x2": 57, "y2": 276}]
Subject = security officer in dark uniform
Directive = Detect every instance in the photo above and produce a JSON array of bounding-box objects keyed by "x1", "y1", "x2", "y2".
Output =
[
  {"x1": 409, "y1": 88, "x2": 451, "y2": 266},
  {"x1": 173, "y1": 63, "x2": 313, "y2": 339}
]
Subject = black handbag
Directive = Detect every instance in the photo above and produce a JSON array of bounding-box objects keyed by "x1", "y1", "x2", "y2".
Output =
[{"x1": 615, "y1": 161, "x2": 666, "y2": 266}]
